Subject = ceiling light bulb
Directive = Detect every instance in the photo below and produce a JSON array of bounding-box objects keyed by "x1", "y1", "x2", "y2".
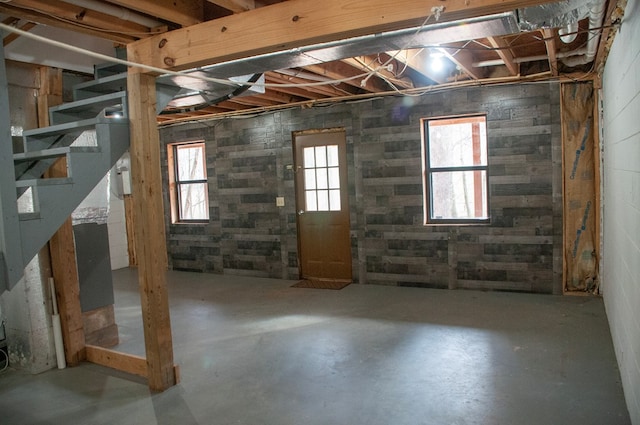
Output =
[{"x1": 430, "y1": 52, "x2": 444, "y2": 72}]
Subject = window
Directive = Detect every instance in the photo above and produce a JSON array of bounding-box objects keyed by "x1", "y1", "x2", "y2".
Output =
[
  {"x1": 303, "y1": 144, "x2": 341, "y2": 212},
  {"x1": 422, "y1": 115, "x2": 489, "y2": 224},
  {"x1": 168, "y1": 141, "x2": 209, "y2": 222}
]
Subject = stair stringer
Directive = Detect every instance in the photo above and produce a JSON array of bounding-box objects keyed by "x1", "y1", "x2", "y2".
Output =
[{"x1": 18, "y1": 120, "x2": 130, "y2": 267}]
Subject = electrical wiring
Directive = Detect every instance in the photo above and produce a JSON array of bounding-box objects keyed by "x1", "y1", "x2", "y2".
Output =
[
  {"x1": 0, "y1": 7, "x2": 612, "y2": 105},
  {"x1": 0, "y1": 22, "x2": 375, "y2": 91}
]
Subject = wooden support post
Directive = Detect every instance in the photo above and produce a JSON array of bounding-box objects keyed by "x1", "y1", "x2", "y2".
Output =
[
  {"x1": 39, "y1": 67, "x2": 86, "y2": 365},
  {"x1": 126, "y1": 69, "x2": 176, "y2": 391}
]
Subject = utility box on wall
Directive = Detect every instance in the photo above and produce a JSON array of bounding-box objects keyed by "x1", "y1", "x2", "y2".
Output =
[{"x1": 73, "y1": 223, "x2": 118, "y2": 347}]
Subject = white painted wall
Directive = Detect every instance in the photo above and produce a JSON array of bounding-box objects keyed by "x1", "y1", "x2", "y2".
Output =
[{"x1": 602, "y1": 0, "x2": 640, "y2": 423}]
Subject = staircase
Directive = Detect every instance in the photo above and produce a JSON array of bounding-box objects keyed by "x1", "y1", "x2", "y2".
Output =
[{"x1": 0, "y1": 63, "x2": 131, "y2": 293}]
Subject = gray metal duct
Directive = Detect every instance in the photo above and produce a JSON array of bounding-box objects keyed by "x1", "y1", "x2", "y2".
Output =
[
  {"x1": 517, "y1": 0, "x2": 607, "y2": 67},
  {"x1": 158, "y1": 11, "x2": 520, "y2": 101},
  {"x1": 518, "y1": 0, "x2": 593, "y2": 30},
  {"x1": 159, "y1": 1, "x2": 606, "y2": 109}
]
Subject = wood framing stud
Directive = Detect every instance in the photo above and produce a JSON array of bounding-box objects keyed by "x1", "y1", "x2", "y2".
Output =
[{"x1": 542, "y1": 29, "x2": 558, "y2": 76}]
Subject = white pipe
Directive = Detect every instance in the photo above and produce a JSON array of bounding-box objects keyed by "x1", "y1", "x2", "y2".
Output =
[
  {"x1": 49, "y1": 278, "x2": 66, "y2": 370},
  {"x1": 562, "y1": 0, "x2": 606, "y2": 67},
  {"x1": 61, "y1": 0, "x2": 163, "y2": 28},
  {"x1": 473, "y1": 48, "x2": 588, "y2": 68}
]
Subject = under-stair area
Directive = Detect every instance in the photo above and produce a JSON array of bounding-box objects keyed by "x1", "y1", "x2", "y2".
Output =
[{"x1": 0, "y1": 63, "x2": 131, "y2": 293}]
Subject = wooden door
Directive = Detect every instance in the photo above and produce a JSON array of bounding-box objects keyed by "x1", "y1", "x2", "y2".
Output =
[{"x1": 294, "y1": 129, "x2": 351, "y2": 282}]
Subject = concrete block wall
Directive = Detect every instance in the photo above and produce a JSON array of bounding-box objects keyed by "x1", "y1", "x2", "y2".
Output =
[
  {"x1": 602, "y1": 0, "x2": 640, "y2": 422},
  {"x1": 160, "y1": 83, "x2": 562, "y2": 293}
]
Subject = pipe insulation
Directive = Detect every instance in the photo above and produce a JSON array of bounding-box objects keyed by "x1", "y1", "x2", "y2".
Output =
[{"x1": 561, "y1": 0, "x2": 607, "y2": 67}]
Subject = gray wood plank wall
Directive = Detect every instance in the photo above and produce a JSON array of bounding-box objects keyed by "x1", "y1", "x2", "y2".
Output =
[{"x1": 160, "y1": 83, "x2": 562, "y2": 294}]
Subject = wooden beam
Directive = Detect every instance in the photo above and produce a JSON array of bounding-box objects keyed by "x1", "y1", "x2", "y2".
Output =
[
  {"x1": 8, "y1": 0, "x2": 153, "y2": 37},
  {"x1": 3, "y1": 22, "x2": 36, "y2": 46},
  {"x1": 206, "y1": 0, "x2": 255, "y2": 13},
  {"x1": 1, "y1": 17, "x2": 20, "y2": 26},
  {"x1": 105, "y1": 0, "x2": 204, "y2": 27},
  {"x1": 254, "y1": 89, "x2": 302, "y2": 104},
  {"x1": 39, "y1": 66, "x2": 86, "y2": 366},
  {"x1": 593, "y1": 0, "x2": 622, "y2": 72},
  {"x1": 0, "y1": 4, "x2": 137, "y2": 44},
  {"x1": 126, "y1": 69, "x2": 176, "y2": 392},
  {"x1": 386, "y1": 49, "x2": 446, "y2": 84},
  {"x1": 268, "y1": 71, "x2": 356, "y2": 97},
  {"x1": 303, "y1": 62, "x2": 388, "y2": 93},
  {"x1": 541, "y1": 29, "x2": 558, "y2": 76},
  {"x1": 441, "y1": 44, "x2": 484, "y2": 80},
  {"x1": 487, "y1": 36, "x2": 519, "y2": 76},
  {"x1": 264, "y1": 74, "x2": 324, "y2": 99},
  {"x1": 128, "y1": 0, "x2": 559, "y2": 72},
  {"x1": 85, "y1": 345, "x2": 148, "y2": 378},
  {"x1": 342, "y1": 56, "x2": 414, "y2": 89}
]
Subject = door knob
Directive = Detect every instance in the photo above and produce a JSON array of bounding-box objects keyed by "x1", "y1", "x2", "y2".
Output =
[{"x1": 298, "y1": 210, "x2": 305, "y2": 215}]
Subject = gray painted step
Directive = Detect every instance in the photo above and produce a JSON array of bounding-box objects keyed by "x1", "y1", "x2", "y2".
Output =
[
  {"x1": 18, "y1": 120, "x2": 130, "y2": 266},
  {"x1": 49, "y1": 91, "x2": 127, "y2": 125},
  {"x1": 14, "y1": 145, "x2": 100, "y2": 163},
  {"x1": 95, "y1": 62, "x2": 128, "y2": 79},
  {"x1": 22, "y1": 119, "x2": 98, "y2": 154},
  {"x1": 15, "y1": 178, "x2": 73, "y2": 188},
  {"x1": 73, "y1": 73, "x2": 128, "y2": 100}
]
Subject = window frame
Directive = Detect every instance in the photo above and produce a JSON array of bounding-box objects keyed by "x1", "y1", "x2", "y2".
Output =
[
  {"x1": 167, "y1": 140, "x2": 210, "y2": 224},
  {"x1": 421, "y1": 114, "x2": 490, "y2": 225}
]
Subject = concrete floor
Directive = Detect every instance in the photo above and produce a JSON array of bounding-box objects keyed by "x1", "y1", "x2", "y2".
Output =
[{"x1": 0, "y1": 268, "x2": 631, "y2": 425}]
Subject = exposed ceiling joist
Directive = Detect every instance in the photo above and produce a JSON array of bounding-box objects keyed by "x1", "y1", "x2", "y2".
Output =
[
  {"x1": 387, "y1": 49, "x2": 447, "y2": 85},
  {"x1": 0, "y1": 3, "x2": 137, "y2": 43},
  {"x1": 303, "y1": 62, "x2": 389, "y2": 93},
  {"x1": 441, "y1": 44, "x2": 485, "y2": 80},
  {"x1": 127, "y1": 0, "x2": 560, "y2": 73},
  {"x1": 487, "y1": 36, "x2": 519, "y2": 76},
  {"x1": 7, "y1": 0, "x2": 154, "y2": 36},
  {"x1": 268, "y1": 71, "x2": 356, "y2": 97},
  {"x1": 264, "y1": 73, "x2": 324, "y2": 100},
  {"x1": 342, "y1": 56, "x2": 414, "y2": 90},
  {"x1": 105, "y1": 0, "x2": 204, "y2": 27},
  {"x1": 205, "y1": 0, "x2": 255, "y2": 13},
  {"x1": 3, "y1": 21, "x2": 35, "y2": 46}
]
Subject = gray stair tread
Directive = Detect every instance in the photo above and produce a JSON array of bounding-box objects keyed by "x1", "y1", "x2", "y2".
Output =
[
  {"x1": 14, "y1": 146, "x2": 100, "y2": 162},
  {"x1": 23, "y1": 117, "x2": 99, "y2": 138},
  {"x1": 95, "y1": 63, "x2": 128, "y2": 78},
  {"x1": 18, "y1": 212, "x2": 41, "y2": 221},
  {"x1": 15, "y1": 177, "x2": 73, "y2": 187},
  {"x1": 49, "y1": 91, "x2": 126, "y2": 114},
  {"x1": 73, "y1": 73, "x2": 127, "y2": 93}
]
